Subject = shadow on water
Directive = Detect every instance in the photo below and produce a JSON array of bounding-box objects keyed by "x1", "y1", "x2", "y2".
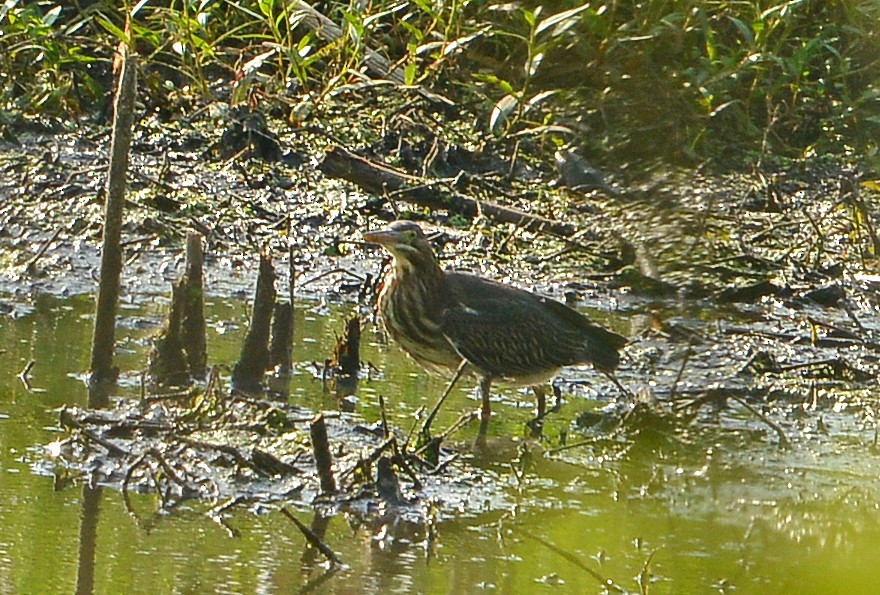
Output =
[{"x1": 2, "y1": 293, "x2": 880, "y2": 592}]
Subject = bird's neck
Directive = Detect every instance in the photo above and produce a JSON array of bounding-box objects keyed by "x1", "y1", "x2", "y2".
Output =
[{"x1": 391, "y1": 255, "x2": 444, "y2": 289}]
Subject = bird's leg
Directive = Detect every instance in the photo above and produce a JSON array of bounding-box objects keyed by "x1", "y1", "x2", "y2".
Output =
[
  {"x1": 527, "y1": 384, "x2": 563, "y2": 437},
  {"x1": 527, "y1": 385, "x2": 547, "y2": 438},
  {"x1": 534, "y1": 385, "x2": 547, "y2": 418},
  {"x1": 420, "y1": 359, "x2": 468, "y2": 439},
  {"x1": 550, "y1": 383, "x2": 563, "y2": 412},
  {"x1": 478, "y1": 376, "x2": 493, "y2": 434},
  {"x1": 479, "y1": 376, "x2": 493, "y2": 421}
]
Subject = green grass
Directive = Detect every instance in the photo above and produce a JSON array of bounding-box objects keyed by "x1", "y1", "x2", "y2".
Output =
[{"x1": 1, "y1": 0, "x2": 878, "y2": 166}]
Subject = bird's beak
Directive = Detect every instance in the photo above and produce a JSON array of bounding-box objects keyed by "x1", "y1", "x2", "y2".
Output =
[{"x1": 362, "y1": 227, "x2": 401, "y2": 247}]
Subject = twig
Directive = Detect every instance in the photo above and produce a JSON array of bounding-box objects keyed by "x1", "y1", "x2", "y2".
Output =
[
  {"x1": 601, "y1": 370, "x2": 634, "y2": 399},
  {"x1": 379, "y1": 394, "x2": 390, "y2": 439},
  {"x1": 419, "y1": 359, "x2": 469, "y2": 439},
  {"x1": 82, "y1": 428, "x2": 130, "y2": 457},
  {"x1": 637, "y1": 549, "x2": 660, "y2": 595},
  {"x1": 402, "y1": 405, "x2": 426, "y2": 452},
  {"x1": 24, "y1": 227, "x2": 64, "y2": 274},
  {"x1": 391, "y1": 440, "x2": 422, "y2": 490},
  {"x1": 280, "y1": 507, "x2": 342, "y2": 566},
  {"x1": 413, "y1": 410, "x2": 478, "y2": 458},
  {"x1": 520, "y1": 528, "x2": 625, "y2": 592},
  {"x1": 730, "y1": 395, "x2": 790, "y2": 448},
  {"x1": 667, "y1": 347, "x2": 692, "y2": 402},
  {"x1": 300, "y1": 267, "x2": 366, "y2": 287},
  {"x1": 338, "y1": 437, "x2": 395, "y2": 484},
  {"x1": 19, "y1": 359, "x2": 35, "y2": 381}
]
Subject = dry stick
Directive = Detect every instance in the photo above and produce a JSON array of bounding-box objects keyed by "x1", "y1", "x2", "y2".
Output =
[
  {"x1": 637, "y1": 550, "x2": 660, "y2": 595},
  {"x1": 279, "y1": 506, "x2": 342, "y2": 566},
  {"x1": 390, "y1": 440, "x2": 423, "y2": 490},
  {"x1": 19, "y1": 359, "x2": 35, "y2": 380},
  {"x1": 667, "y1": 346, "x2": 693, "y2": 403},
  {"x1": 337, "y1": 437, "x2": 395, "y2": 485},
  {"x1": 319, "y1": 146, "x2": 576, "y2": 238},
  {"x1": 520, "y1": 528, "x2": 625, "y2": 592},
  {"x1": 730, "y1": 395, "x2": 791, "y2": 448},
  {"x1": 402, "y1": 405, "x2": 426, "y2": 451},
  {"x1": 299, "y1": 267, "x2": 367, "y2": 287},
  {"x1": 209, "y1": 496, "x2": 246, "y2": 518},
  {"x1": 413, "y1": 411, "x2": 479, "y2": 458},
  {"x1": 300, "y1": 512, "x2": 332, "y2": 567},
  {"x1": 82, "y1": 428, "x2": 129, "y2": 457},
  {"x1": 437, "y1": 410, "x2": 479, "y2": 441},
  {"x1": 89, "y1": 41, "x2": 137, "y2": 391},
  {"x1": 310, "y1": 413, "x2": 337, "y2": 494},
  {"x1": 24, "y1": 226, "x2": 63, "y2": 274},
  {"x1": 601, "y1": 370, "x2": 634, "y2": 399},
  {"x1": 419, "y1": 359, "x2": 469, "y2": 440},
  {"x1": 378, "y1": 394, "x2": 390, "y2": 439}
]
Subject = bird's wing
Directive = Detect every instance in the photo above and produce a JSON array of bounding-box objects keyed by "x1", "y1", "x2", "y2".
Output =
[{"x1": 440, "y1": 274, "x2": 625, "y2": 376}]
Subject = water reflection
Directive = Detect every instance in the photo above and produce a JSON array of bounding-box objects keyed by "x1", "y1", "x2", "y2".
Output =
[{"x1": 75, "y1": 481, "x2": 101, "y2": 595}]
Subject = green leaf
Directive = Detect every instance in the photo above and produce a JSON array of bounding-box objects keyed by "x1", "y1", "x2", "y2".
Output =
[
  {"x1": 526, "y1": 89, "x2": 557, "y2": 109},
  {"x1": 404, "y1": 61, "x2": 417, "y2": 85},
  {"x1": 42, "y1": 5, "x2": 61, "y2": 26},
  {"x1": 535, "y1": 4, "x2": 590, "y2": 37},
  {"x1": 472, "y1": 73, "x2": 516, "y2": 95},
  {"x1": 726, "y1": 16, "x2": 754, "y2": 46},
  {"x1": 441, "y1": 27, "x2": 490, "y2": 56},
  {"x1": 241, "y1": 48, "x2": 277, "y2": 75},
  {"x1": 95, "y1": 16, "x2": 130, "y2": 45},
  {"x1": 527, "y1": 52, "x2": 543, "y2": 77},
  {"x1": 489, "y1": 94, "x2": 518, "y2": 135}
]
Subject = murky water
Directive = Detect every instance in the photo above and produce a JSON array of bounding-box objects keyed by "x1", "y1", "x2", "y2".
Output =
[{"x1": 2, "y1": 294, "x2": 880, "y2": 593}]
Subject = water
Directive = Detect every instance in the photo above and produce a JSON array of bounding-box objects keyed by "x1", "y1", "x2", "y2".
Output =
[{"x1": 1, "y1": 294, "x2": 880, "y2": 593}]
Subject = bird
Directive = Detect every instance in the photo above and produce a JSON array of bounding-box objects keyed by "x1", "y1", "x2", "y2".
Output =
[{"x1": 363, "y1": 220, "x2": 627, "y2": 434}]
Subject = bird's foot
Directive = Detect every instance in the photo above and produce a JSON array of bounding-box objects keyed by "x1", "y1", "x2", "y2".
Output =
[{"x1": 526, "y1": 416, "x2": 544, "y2": 438}]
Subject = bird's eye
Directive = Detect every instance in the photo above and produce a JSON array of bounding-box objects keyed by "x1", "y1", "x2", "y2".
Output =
[{"x1": 405, "y1": 230, "x2": 417, "y2": 240}]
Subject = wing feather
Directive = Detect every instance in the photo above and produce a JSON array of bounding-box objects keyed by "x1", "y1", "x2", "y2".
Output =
[{"x1": 440, "y1": 273, "x2": 625, "y2": 376}]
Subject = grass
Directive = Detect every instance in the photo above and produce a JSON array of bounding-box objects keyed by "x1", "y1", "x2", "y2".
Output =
[{"x1": 0, "y1": 0, "x2": 878, "y2": 167}]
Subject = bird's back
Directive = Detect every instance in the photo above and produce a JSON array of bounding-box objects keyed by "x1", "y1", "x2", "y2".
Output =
[{"x1": 440, "y1": 273, "x2": 626, "y2": 379}]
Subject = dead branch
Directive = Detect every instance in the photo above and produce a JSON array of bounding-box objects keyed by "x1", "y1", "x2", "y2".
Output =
[
  {"x1": 320, "y1": 146, "x2": 576, "y2": 238},
  {"x1": 280, "y1": 506, "x2": 342, "y2": 566}
]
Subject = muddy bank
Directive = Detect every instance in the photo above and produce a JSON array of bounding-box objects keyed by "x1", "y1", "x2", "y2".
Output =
[{"x1": 0, "y1": 116, "x2": 872, "y2": 313}]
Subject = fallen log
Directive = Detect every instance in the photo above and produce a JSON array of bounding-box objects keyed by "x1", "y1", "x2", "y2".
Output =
[{"x1": 319, "y1": 146, "x2": 575, "y2": 237}]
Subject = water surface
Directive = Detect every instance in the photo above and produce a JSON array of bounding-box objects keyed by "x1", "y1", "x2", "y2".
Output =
[{"x1": 1, "y1": 294, "x2": 879, "y2": 593}]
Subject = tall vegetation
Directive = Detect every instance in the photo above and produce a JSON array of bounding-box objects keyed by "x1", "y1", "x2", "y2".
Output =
[{"x1": 1, "y1": 0, "x2": 878, "y2": 165}]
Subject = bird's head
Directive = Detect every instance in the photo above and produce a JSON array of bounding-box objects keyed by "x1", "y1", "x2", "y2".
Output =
[{"x1": 363, "y1": 220, "x2": 438, "y2": 272}]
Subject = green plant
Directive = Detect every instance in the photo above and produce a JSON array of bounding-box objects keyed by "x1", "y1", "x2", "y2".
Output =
[
  {"x1": 471, "y1": 4, "x2": 594, "y2": 137},
  {"x1": 0, "y1": 1, "x2": 105, "y2": 116}
]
